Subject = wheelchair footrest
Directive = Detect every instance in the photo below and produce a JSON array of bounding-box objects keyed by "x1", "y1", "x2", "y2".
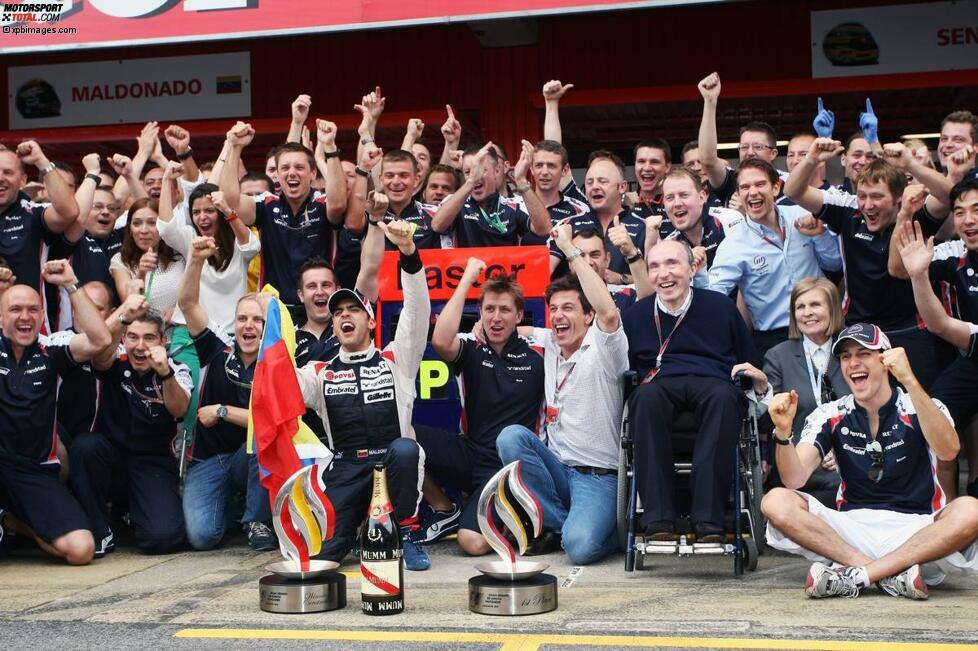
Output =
[{"x1": 636, "y1": 535, "x2": 737, "y2": 557}]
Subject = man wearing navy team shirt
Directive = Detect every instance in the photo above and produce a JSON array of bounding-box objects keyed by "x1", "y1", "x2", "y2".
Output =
[{"x1": 764, "y1": 324, "x2": 978, "y2": 600}]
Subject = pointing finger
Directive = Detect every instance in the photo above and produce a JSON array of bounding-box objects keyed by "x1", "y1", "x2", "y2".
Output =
[
  {"x1": 817, "y1": 97, "x2": 824, "y2": 113},
  {"x1": 865, "y1": 97, "x2": 874, "y2": 114}
]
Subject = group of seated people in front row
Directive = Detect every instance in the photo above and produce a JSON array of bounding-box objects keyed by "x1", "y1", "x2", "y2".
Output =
[{"x1": 2, "y1": 75, "x2": 978, "y2": 602}]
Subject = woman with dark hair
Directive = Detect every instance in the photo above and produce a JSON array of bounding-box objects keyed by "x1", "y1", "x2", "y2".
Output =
[
  {"x1": 759, "y1": 277, "x2": 850, "y2": 506},
  {"x1": 157, "y1": 162, "x2": 259, "y2": 333},
  {"x1": 109, "y1": 197, "x2": 185, "y2": 321}
]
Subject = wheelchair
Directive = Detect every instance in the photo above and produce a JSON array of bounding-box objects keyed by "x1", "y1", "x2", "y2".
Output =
[{"x1": 616, "y1": 371, "x2": 765, "y2": 576}]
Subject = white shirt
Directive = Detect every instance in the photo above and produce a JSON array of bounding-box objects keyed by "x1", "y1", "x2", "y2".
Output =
[
  {"x1": 803, "y1": 336, "x2": 832, "y2": 376},
  {"x1": 158, "y1": 214, "x2": 260, "y2": 333},
  {"x1": 654, "y1": 287, "x2": 693, "y2": 318},
  {"x1": 531, "y1": 321, "x2": 630, "y2": 470}
]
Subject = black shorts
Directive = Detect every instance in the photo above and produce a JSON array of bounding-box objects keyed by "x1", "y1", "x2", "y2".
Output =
[
  {"x1": 0, "y1": 454, "x2": 90, "y2": 543},
  {"x1": 415, "y1": 426, "x2": 502, "y2": 533}
]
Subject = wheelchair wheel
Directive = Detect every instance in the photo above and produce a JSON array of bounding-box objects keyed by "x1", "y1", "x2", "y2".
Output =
[
  {"x1": 743, "y1": 536, "x2": 759, "y2": 572},
  {"x1": 616, "y1": 449, "x2": 630, "y2": 551},
  {"x1": 741, "y1": 421, "x2": 767, "y2": 553}
]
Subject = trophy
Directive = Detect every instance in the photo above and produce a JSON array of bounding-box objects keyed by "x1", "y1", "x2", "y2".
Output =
[
  {"x1": 469, "y1": 461, "x2": 558, "y2": 616},
  {"x1": 258, "y1": 463, "x2": 347, "y2": 614}
]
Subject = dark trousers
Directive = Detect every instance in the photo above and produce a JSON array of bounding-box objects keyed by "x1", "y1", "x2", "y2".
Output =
[
  {"x1": 630, "y1": 376, "x2": 745, "y2": 530},
  {"x1": 751, "y1": 327, "x2": 790, "y2": 367},
  {"x1": 885, "y1": 326, "x2": 954, "y2": 391},
  {"x1": 315, "y1": 438, "x2": 422, "y2": 562},
  {"x1": 930, "y1": 354, "x2": 978, "y2": 428},
  {"x1": 69, "y1": 432, "x2": 185, "y2": 554}
]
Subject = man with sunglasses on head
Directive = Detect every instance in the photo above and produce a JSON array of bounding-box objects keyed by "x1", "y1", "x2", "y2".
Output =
[
  {"x1": 176, "y1": 235, "x2": 275, "y2": 552},
  {"x1": 70, "y1": 302, "x2": 193, "y2": 557},
  {"x1": 763, "y1": 324, "x2": 978, "y2": 600}
]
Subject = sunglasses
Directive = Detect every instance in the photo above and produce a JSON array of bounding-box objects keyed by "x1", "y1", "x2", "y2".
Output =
[{"x1": 865, "y1": 440, "x2": 884, "y2": 483}]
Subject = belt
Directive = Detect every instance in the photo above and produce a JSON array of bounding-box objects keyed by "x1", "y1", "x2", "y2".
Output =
[
  {"x1": 332, "y1": 447, "x2": 388, "y2": 461},
  {"x1": 572, "y1": 465, "x2": 617, "y2": 476}
]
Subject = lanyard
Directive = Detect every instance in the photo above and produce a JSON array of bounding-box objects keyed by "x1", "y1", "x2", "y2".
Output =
[
  {"x1": 641, "y1": 304, "x2": 689, "y2": 384},
  {"x1": 552, "y1": 360, "x2": 577, "y2": 406},
  {"x1": 804, "y1": 350, "x2": 824, "y2": 406},
  {"x1": 478, "y1": 197, "x2": 507, "y2": 233}
]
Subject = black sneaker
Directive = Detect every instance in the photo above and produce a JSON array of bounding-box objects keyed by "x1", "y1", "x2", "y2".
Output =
[
  {"x1": 246, "y1": 521, "x2": 277, "y2": 551},
  {"x1": 524, "y1": 531, "x2": 562, "y2": 556},
  {"x1": 412, "y1": 503, "x2": 462, "y2": 544},
  {"x1": 694, "y1": 522, "x2": 724, "y2": 544},
  {"x1": 93, "y1": 530, "x2": 115, "y2": 559}
]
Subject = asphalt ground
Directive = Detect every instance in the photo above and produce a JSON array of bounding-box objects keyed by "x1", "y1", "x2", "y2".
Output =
[{"x1": 3, "y1": 530, "x2": 978, "y2": 651}]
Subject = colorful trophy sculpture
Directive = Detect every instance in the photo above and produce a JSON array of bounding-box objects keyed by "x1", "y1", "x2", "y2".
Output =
[
  {"x1": 258, "y1": 464, "x2": 347, "y2": 613},
  {"x1": 469, "y1": 461, "x2": 558, "y2": 615}
]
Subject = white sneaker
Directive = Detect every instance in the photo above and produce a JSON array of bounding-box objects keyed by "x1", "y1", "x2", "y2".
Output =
[
  {"x1": 879, "y1": 564, "x2": 929, "y2": 600},
  {"x1": 805, "y1": 562, "x2": 860, "y2": 599}
]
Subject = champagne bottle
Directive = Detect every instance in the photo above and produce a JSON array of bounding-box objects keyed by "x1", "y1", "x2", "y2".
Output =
[{"x1": 360, "y1": 463, "x2": 404, "y2": 615}]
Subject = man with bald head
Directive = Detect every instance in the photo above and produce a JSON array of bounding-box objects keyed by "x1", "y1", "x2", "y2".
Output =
[
  {"x1": 0, "y1": 260, "x2": 112, "y2": 564},
  {"x1": 623, "y1": 239, "x2": 762, "y2": 542},
  {"x1": 553, "y1": 156, "x2": 648, "y2": 284}
]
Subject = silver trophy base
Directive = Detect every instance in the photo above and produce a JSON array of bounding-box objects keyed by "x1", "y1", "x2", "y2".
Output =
[
  {"x1": 468, "y1": 573, "x2": 557, "y2": 616},
  {"x1": 258, "y1": 572, "x2": 347, "y2": 614}
]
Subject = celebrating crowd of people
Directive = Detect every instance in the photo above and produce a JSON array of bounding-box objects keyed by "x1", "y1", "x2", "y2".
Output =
[{"x1": 2, "y1": 73, "x2": 978, "y2": 600}]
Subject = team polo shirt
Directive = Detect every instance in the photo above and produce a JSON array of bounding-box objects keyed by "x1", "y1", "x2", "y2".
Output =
[
  {"x1": 665, "y1": 206, "x2": 742, "y2": 270},
  {"x1": 47, "y1": 329, "x2": 98, "y2": 437},
  {"x1": 444, "y1": 192, "x2": 536, "y2": 248},
  {"x1": 610, "y1": 284, "x2": 637, "y2": 312},
  {"x1": 817, "y1": 191, "x2": 942, "y2": 330},
  {"x1": 451, "y1": 332, "x2": 545, "y2": 450},
  {"x1": 800, "y1": 388, "x2": 953, "y2": 514},
  {"x1": 631, "y1": 197, "x2": 672, "y2": 239},
  {"x1": 0, "y1": 334, "x2": 74, "y2": 464},
  {"x1": 382, "y1": 201, "x2": 442, "y2": 250},
  {"x1": 522, "y1": 192, "x2": 592, "y2": 246},
  {"x1": 53, "y1": 229, "x2": 122, "y2": 288},
  {"x1": 930, "y1": 240, "x2": 978, "y2": 324},
  {"x1": 253, "y1": 190, "x2": 335, "y2": 304},
  {"x1": 562, "y1": 180, "x2": 589, "y2": 206},
  {"x1": 94, "y1": 356, "x2": 193, "y2": 456},
  {"x1": 552, "y1": 209, "x2": 647, "y2": 275},
  {"x1": 192, "y1": 327, "x2": 254, "y2": 460},
  {"x1": 1, "y1": 192, "x2": 71, "y2": 292},
  {"x1": 296, "y1": 326, "x2": 341, "y2": 366}
]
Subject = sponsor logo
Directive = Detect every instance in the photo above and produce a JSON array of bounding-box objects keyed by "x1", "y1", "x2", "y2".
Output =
[
  {"x1": 23, "y1": 364, "x2": 46, "y2": 375},
  {"x1": 854, "y1": 232, "x2": 874, "y2": 241},
  {"x1": 363, "y1": 389, "x2": 394, "y2": 404},
  {"x1": 360, "y1": 375, "x2": 393, "y2": 391},
  {"x1": 324, "y1": 383, "x2": 357, "y2": 396},
  {"x1": 884, "y1": 439, "x2": 905, "y2": 451},
  {"x1": 506, "y1": 351, "x2": 527, "y2": 359},
  {"x1": 0, "y1": 367, "x2": 8, "y2": 375},
  {"x1": 359, "y1": 365, "x2": 385, "y2": 379},
  {"x1": 3, "y1": 224, "x2": 24, "y2": 233},
  {"x1": 323, "y1": 369, "x2": 355, "y2": 382},
  {"x1": 508, "y1": 365, "x2": 533, "y2": 371},
  {"x1": 481, "y1": 360, "x2": 494, "y2": 369}
]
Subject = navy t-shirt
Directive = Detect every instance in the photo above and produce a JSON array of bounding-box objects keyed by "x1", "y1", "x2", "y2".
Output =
[
  {"x1": 1, "y1": 192, "x2": 69, "y2": 292},
  {"x1": 441, "y1": 193, "x2": 535, "y2": 248},
  {"x1": 0, "y1": 334, "x2": 74, "y2": 464},
  {"x1": 253, "y1": 191, "x2": 335, "y2": 304},
  {"x1": 192, "y1": 328, "x2": 254, "y2": 460},
  {"x1": 94, "y1": 357, "x2": 193, "y2": 456},
  {"x1": 800, "y1": 389, "x2": 952, "y2": 514},
  {"x1": 930, "y1": 241, "x2": 978, "y2": 324},
  {"x1": 817, "y1": 191, "x2": 942, "y2": 330},
  {"x1": 452, "y1": 333, "x2": 544, "y2": 451}
]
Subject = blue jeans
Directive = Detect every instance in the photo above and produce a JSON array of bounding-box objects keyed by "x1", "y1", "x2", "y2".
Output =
[
  {"x1": 496, "y1": 425, "x2": 618, "y2": 565},
  {"x1": 182, "y1": 444, "x2": 270, "y2": 550}
]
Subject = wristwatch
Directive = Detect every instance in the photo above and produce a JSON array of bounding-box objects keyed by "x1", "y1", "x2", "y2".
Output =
[
  {"x1": 84, "y1": 173, "x2": 102, "y2": 185},
  {"x1": 64, "y1": 283, "x2": 79, "y2": 295},
  {"x1": 216, "y1": 405, "x2": 228, "y2": 420},
  {"x1": 39, "y1": 161, "x2": 57, "y2": 178},
  {"x1": 175, "y1": 148, "x2": 194, "y2": 161},
  {"x1": 773, "y1": 432, "x2": 793, "y2": 446},
  {"x1": 566, "y1": 247, "x2": 584, "y2": 263},
  {"x1": 360, "y1": 136, "x2": 375, "y2": 145},
  {"x1": 621, "y1": 273, "x2": 633, "y2": 285},
  {"x1": 354, "y1": 165, "x2": 370, "y2": 177},
  {"x1": 322, "y1": 149, "x2": 341, "y2": 160},
  {"x1": 625, "y1": 251, "x2": 643, "y2": 265}
]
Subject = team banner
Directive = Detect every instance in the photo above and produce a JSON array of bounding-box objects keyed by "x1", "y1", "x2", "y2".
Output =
[
  {"x1": 7, "y1": 51, "x2": 250, "y2": 129},
  {"x1": 0, "y1": 0, "x2": 707, "y2": 53},
  {"x1": 377, "y1": 246, "x2": 550, "y2": 303},
  {"x1": 811, "y1": 1, "x2": 978, "y2": 78}
]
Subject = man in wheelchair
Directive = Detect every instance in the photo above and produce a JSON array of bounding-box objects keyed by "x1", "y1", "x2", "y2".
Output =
[
  {"x1": 764, "y1": 324, "x2": 978, "y2": 600},
  {"x1": 622, "y1": 240, "x2": 768, "y2": 543}
]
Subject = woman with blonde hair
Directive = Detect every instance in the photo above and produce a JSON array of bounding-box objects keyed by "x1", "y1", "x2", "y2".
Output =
[{"x1": 761, "y1": 277, "x2": 850, "y2": 506}]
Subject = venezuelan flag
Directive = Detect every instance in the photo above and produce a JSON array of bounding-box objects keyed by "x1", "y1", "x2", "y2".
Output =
[{"x1": 247, "y1": 289, "x2": 332, "y2": 504}]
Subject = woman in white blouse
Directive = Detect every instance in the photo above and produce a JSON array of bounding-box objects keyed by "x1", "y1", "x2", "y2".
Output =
[
  {"x1": 761, "y1": 277, "x2": 850, "y2": 507},
  {"x1": 110, "y1": 197, "x2": 186, "y2": 321},
  {"x1": 157, "y1": 161, "x2": 259, "y2": 334},
  {"x1": 154, "y1": 161, "x2": 260, "y2": 444}
]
